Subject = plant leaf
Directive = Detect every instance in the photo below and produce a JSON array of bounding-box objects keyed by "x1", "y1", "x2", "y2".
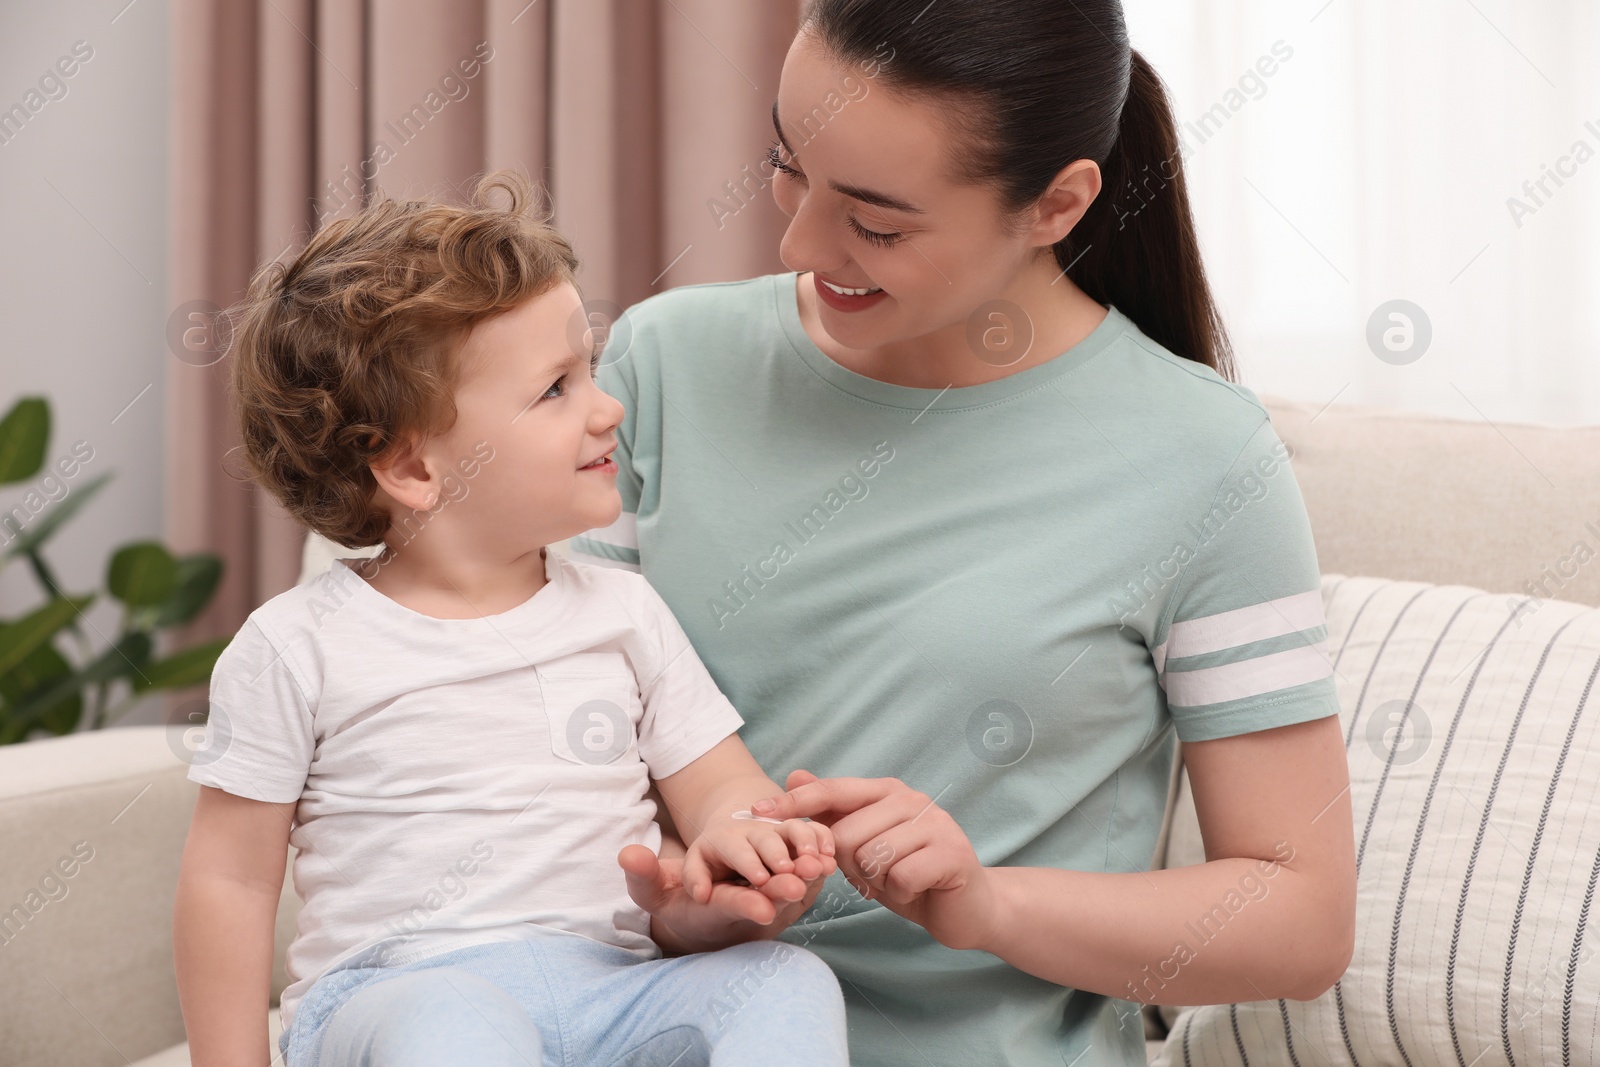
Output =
[
  {"x1": 6, "y1": 631, "x2": 153, "y2": 729},
  {"x1": 108, "y1": 541, "x2": 179, "y2": 607},
  {"x1": 1, "y1": 471, "x2": 113, "y2": 561},
  {"x1": 133, "y1": 635, "x2": 233, "y2": 693},
  {"x1": 0, "y1": 709, "x2": 23, "y2": 746},
  {"x1": 0, "y1": 397, "x2": 49, "y2": 485},
  {"x1": 0, "y1": 642, "x2": 81, "y2": 736},
  {"x1": 83, "y1": 629, "x2": 156, "y2": 686},
  {"x1": 0, "y1": 594, "x2": 95, "y2": 678},
  {"x1": 149, "y1": 554, "x2": 225, "y2": 628}
]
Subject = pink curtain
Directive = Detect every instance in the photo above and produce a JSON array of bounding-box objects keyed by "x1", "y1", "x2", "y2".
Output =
[{"x1": 166, "y1": 0, "x2": 803, "y2": 642}]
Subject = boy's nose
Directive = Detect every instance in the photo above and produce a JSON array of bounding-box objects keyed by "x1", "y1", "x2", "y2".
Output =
[{"x1": 593, "y1": 390, "x2": 625, "y2": 432}]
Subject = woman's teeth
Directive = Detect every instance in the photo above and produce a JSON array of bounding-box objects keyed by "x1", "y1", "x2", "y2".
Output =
[{"x1": 821, "y1": 279, "x2": 883, "y2": 296}]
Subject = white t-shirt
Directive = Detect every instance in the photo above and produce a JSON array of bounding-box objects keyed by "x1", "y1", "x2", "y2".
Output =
[{"x1": 187, "y1": 546, "x2": 744, "y2": 1033}]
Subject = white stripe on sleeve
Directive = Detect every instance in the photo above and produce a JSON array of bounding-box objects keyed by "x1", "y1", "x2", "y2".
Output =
[
  {"x1": 1151, "y1": 589, "x2": 1324, "y2": 677},
  {"x1": 1163, "y1": 641, "x2": 1334, "y2": 708}
]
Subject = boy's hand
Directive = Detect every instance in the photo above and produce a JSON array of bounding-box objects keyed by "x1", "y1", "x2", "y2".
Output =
[
  {"x1": 750, "y1": 768, "x2": 997, "y2": 951},
  {"x1": 682, "y1": 813, "x2": 837, "y2": 905},
  {"x1": 617, "y1": 842, "x2": 832, "y2": 954}
]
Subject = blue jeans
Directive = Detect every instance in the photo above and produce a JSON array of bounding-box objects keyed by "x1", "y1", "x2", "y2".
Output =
[{"x1": 279, "y1": 927, "x2": 849, "y2": 1066}]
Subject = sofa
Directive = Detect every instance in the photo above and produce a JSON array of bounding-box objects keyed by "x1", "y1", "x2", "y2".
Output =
[{"x1": 3, "y1": 394, "x2": 1596, "y2": 1066}]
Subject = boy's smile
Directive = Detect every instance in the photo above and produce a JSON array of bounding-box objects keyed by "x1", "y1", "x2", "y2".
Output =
[
  {"x1": 457, "y1": 281, "x2": 624, "y2": 543},
  {"x1": 362, "y1": 281, "x2": 626, "y2": 615},
  {"x1": 424, "y1": 279, "x2": 624, "y2": 546}
]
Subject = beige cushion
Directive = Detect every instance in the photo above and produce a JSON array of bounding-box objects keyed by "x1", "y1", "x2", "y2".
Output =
[
  {"x1": 128, "y1": 1009, "x2": 283, "y2": 1067},
  {"x1": 1261, "y1": 394, "x2": 1600, "y2": 608},
  {"x1": 1156, "y1": 573, "x2": 1600, "y2": 1064},
  {"x1": 0, "y1": 727, "x2": 299, "y2": 1067}
]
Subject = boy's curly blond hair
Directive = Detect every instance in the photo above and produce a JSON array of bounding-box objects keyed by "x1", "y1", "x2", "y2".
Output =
[{"x1": 227, "y1": 170, "x2": 579, "y2": 549}]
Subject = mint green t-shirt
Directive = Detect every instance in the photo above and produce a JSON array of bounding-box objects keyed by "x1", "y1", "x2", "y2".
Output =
[{"x1": 571, "y1": 273, "x2": 1340, "y2": 1067}]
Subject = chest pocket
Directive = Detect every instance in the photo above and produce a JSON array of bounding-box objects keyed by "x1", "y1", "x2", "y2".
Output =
[{"x1": 536, "y1": 651, "x2": 640, "y2": 766}]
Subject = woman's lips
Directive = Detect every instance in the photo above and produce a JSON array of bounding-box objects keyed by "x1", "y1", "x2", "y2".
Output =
[{"x1": 814, "y1": 273, "x2": 889, "y2": 313}]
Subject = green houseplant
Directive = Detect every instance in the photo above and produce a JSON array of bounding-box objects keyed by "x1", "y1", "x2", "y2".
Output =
[{"x1": 0, "y1": 395, "x2": 233, "y2": 744}]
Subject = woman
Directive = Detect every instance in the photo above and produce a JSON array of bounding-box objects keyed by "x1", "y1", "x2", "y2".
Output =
[{"x1": 589, "y1": 1, "x2": 1358, "y2": 1063}]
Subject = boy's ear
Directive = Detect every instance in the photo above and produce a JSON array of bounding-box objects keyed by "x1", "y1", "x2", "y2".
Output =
[{"x1": 369, "y1": 435, "x2": 440, "y2": 514}]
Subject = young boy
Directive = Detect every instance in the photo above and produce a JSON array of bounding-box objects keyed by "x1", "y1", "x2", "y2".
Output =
[{"x1": 173, "y1": 172, "x2": 849, "y2": 1067}]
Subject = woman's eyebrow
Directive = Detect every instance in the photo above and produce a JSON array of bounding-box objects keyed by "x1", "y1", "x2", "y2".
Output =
[{"x1": 771, "y1": 100, "x2": 926, "y2": 215}]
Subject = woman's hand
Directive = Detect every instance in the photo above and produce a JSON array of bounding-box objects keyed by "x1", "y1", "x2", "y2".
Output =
[
  {"x1": 617, "y1": 842, "x2": 830, "y2": 955},
  {"x1": 750, "y1": 769, "x2": 999, "y2": 951}
]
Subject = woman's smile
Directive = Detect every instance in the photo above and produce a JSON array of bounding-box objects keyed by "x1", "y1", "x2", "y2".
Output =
[{"x1": 813, "y1": 271, "x2": 889, "y2": 312}]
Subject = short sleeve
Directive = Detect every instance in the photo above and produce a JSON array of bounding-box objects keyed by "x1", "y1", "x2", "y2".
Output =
[
  {"x1": 627, "y1": 575, "x2": 744, "y2": 778},
  {"x1": 570, "y1": 326, "x2": 643, "y2": 573},
  {"x1": 186, "y1": 618, "x2": 315, "y2": 803},
  {"x1": 1152, "y1": 417, "x2": 1343, "y2": 743}
]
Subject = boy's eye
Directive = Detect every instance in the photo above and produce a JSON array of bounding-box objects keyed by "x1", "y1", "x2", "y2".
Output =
[{"x1": 542, "y1": 375, "x2": 567, "y2": 400}]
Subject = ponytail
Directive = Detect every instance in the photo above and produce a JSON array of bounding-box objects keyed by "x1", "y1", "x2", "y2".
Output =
[
  {"x1": 1056, "y1": 51, "x2": 1235, "y2": 380},
  {"x1": 805, "y1": 1, "x2": 1235, "y2": 379}
]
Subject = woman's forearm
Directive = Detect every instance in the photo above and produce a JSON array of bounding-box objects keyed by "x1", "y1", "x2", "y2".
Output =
[
  {"x1": 979, "y1": 856, "x2": 1347, "y2": 1006},
  {"x1": 174, "y1": 874, "x2": 281, "y2": 1066}
]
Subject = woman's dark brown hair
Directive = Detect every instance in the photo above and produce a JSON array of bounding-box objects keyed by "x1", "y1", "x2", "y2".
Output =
[{"x1": 804, "y1": 0, "x2": 1235, "y2": 379}]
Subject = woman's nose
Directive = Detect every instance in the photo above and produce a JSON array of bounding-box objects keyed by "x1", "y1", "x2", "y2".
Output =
[{"x1": 777, "y1": 191, "x2": 843, "y2": 278}]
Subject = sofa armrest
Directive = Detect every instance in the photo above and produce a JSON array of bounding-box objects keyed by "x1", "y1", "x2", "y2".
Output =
[{"x1": 0, "y1": 726, "x2": 299, "y2": 1067}]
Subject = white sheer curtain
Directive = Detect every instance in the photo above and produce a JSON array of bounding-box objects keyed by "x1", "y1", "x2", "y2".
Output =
[{"x1": 1126, "y1": 0, "x2": 1600, "y2": 426}]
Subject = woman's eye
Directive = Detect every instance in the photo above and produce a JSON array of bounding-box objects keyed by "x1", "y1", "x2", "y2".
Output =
[
  {"x1": 767, "y1": 141, "x2": 801, "y2": 178},
  {"x1": 847, "y1": 215, "x2": 904, "y2": 248},
  {"x1": 765, "y1": 139, "x2": 901, "y2": 246}
]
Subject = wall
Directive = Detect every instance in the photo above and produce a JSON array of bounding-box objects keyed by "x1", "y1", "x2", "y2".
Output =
[{"x1": 0, "y1": 0, "x2": 170, "y2": 728}]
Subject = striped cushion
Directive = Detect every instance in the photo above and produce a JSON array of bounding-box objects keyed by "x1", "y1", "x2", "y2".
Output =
[{"x1": 1155, "y1": 573, "x2": 1600, "y2": 1066}]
